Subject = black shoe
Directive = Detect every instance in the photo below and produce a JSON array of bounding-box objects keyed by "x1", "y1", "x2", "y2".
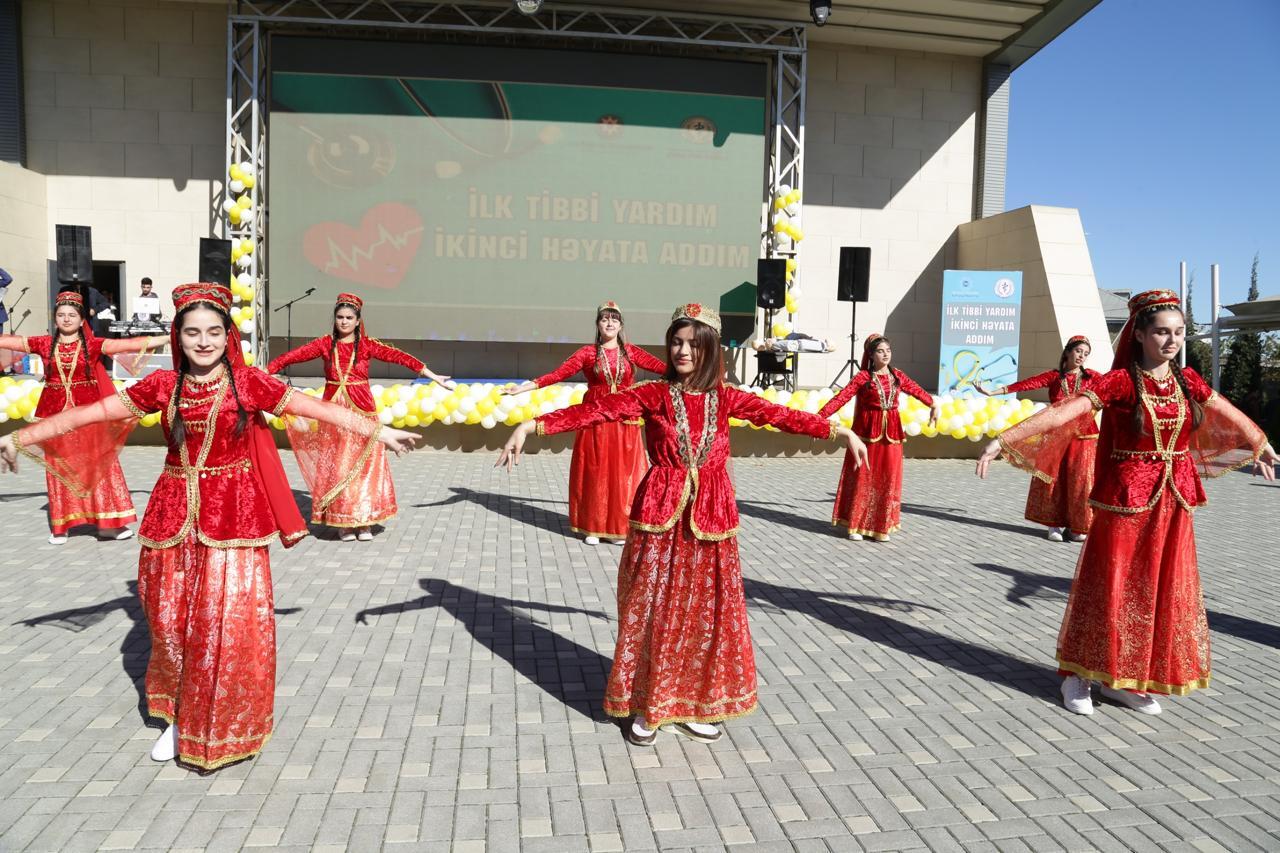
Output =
[{"x1": 673, "y1": 722, "x2": 722, "y2": 743}]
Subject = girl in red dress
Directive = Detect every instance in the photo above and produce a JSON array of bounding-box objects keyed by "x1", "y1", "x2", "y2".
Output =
[
  {"x1": 499, "y1": 303, "x2": 868, "y2": 745},
  {"x1": 818, "y1": 334, "x2": 940, "y2": 541},
  {"x1": 0, "y1": 290, "x2": 167, "y2": 544},
  {"x1": 977, "y1": 335, "x2": 1099, "y2": 542},
  {"x1": 504, "y1": 301, "x2": 666, "y2": 545},
  {"x1": 978, "y1": 290, "x2": 1277, "y2": 716},
  {"x1": 267, "y1": 292, "x2": 450, "y2": 542},
  {"x1": 1, "y1": 283, "x2": 418, "y2": 769}
]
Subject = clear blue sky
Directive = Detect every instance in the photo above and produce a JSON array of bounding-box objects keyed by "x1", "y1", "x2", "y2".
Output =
[{"x1": 1005, "y1": 0, "x2": 1280, "y2": 314}]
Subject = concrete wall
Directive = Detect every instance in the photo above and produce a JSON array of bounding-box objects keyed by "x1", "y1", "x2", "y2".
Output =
[
  {"x1": 21, "y1": 0, "x2": 225, "y2": 317},
  {"x1": 798, "y1": 45, "x2": 982, "y2": 389},
  {"x1": 956, "y1": 205, "x2": 1113, "y2": 381},
  {"x1": 0, "y1": 161, "x2": 50, "y2": 336}
]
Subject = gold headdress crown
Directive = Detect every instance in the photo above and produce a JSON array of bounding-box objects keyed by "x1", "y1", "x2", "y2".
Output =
[{"x1": 670, "y1": 302, "x2": 721, "y2": 334}]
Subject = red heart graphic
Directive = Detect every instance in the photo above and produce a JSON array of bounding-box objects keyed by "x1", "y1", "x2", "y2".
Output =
[{"x1": 303, "y1": 202, "x2": 424, "y2": 289}]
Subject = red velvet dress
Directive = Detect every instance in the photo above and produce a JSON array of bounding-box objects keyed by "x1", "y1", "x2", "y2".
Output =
[
  {"x1": 818, "y1": 369, "x2": 934, "y2": 540},
  {"x1": 27, "y1": 335, "x2": 136, "y2": 535},
  {"x1": 1000, "y1": 367, "x2": 1269, "y2": 695},
  {"x1": 268, "y1": 337, "x2": 425, "y2": 527},
  {"x1": 1004, "y1": 369, "x2": 1099, "y2": 535},
  {"x1": 119, "y1": 368, "x2": 298, "y2": 769},
  {"x1": 538, "y1": 381, "x2": 839, "y2": 726},
  {"x1": 534, "y1": 344, "x2": 666, "y2": 539}
]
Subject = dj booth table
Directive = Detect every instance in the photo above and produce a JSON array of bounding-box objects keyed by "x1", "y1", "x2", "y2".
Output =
[{"x1": 107, "y1": 319, "x2": 172, "y2": 379}]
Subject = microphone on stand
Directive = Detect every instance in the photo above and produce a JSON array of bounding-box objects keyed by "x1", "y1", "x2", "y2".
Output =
[{"x1": 274, "y1": 287, "x2": 319, "y2": 383}]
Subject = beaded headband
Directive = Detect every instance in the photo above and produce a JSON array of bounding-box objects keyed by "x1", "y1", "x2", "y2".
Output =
[
  {"x1": 597, "y1": 300, "x2": 622, "y2": 315},
  {"x1": 863, "y1": 332, "x2": 887, "y2": 352},
  {"x1": 1127, "y1": 289, "x2": 1180, "y2": 317},
  {"x1": 670, "y1": 302, "x2": 721, "y2": 334},
  {"x1": 173, "y1": 282, "x2": 233, "y2": 314},
  {"x1": 54, "y1": 291, "x2": 84, "y2": 309},
  {"x1": 1066, "y1": 335, "x2": 1090, "y2": 347},
  {"x1": 335, "y1": 292, "x2": 363, "y2": 311}
]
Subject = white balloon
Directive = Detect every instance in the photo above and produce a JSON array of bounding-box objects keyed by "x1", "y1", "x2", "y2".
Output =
[
  {"x1": 222, "y1": 198, "x2": 238, "y2": 213},
  {"x1": 237, "y1": 160, "x2": 254, "y2": 176},
  {"x1": 481, "y1": 414, "x2": 497, "y2": 430},
  {"x1": 396, "y1": 385, "x2": 413, "y2": 402},
  {"x1": 238, "y1": 319, "x2": 254, "y2": 334},
  {"x1": 378, "y1": 409, "x2": 393, "y2": 425},
  {"x1": 239, "y1": 209, "x2": 255, "y2": 224},
  {"x1": 235, "y1": 254, "x2": 252, "y2": 269},
  {"x1": 241, "y1": 340, "x2": 251, "y2": 353},
  {"x1": 0, "y1": 411, "x2": 8, "y2": 424},
  {"x1": 904, "y1": 421, "x2": 922, "y2": 436},
  {"x1": 370, "y1": 384, "x2": 384, "y2": 399},
  {"x1": 237, "y1": 272, "x2": 254, "y2": 288},
  {"x1": 391, "y1": 402, "x2": 408, "y2": 418},
  {"x1": 229, "y1": 179, "x2": 245, "y2": 194}
]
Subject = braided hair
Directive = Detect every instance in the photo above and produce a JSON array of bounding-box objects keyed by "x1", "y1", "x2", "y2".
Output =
[
  {"x1": 331, "y1": 303, "x2": 363, "y2": 365},
  {"x1": 76, "y1": 317, "x2": 92, "y2": 384},
  {"x1": 169, "y1": 303, "x2": 249, "y2": 447},
  {"x1": 1128, "y1": 305, "x2": 1203, "y2": 434},
  {"x1": 866, "y1": 335, "x2": 900, "y2": 394}
]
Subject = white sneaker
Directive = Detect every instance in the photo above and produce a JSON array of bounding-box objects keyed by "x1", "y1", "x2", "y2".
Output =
[
  {"x1": 356, "y1": 529, "x2": 374, "y2": 542},
  {"x1": 105, "y1": 527, "x2": 134, "y2": 541},
  {"x1": 48, "y1": 534, "x2": 67, "y2": 545},
  {"x1": 673, "y1": 721, "x2": 722, "y2": 743},
  {"x1": 339, "y1": 530, "x2": 356, "y2": 542},
  {"x1": 847, "y1": 532, "x2": 863, "y2": 541},
  {"x1": 584, "y1": 536, "x2": 600, "y2": 546},
  {"x1": 150, "y1": 724, "x2": 178, "y2": 761},
  {"x1": 1101, "y1": 685, "x2": 1162, "y2": 715},
  {"x1": 1061, "y1": 675, "x2": 1094, "y2": 715},
  {"x1": 608, "y1": 538, "x2": 626, "y2": 546},
  {"x1": 1068, "y1": 532, "x2": 1087, "y2": 542},
  {"x1": 1047, "y1": 528, "x2": 1064, "y2": 542}
]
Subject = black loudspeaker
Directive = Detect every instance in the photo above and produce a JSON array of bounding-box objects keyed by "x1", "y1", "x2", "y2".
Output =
[
  {"x1": 199, "y1": 238, "x2": 233, "y2": 285},
  {"x1": 756, "y1": 258, "x2": 787, "y2": 309},
  {"x1": 837, "y1": 246, "x2": 871, "y2": 302},
  {"x1": 55, "y1": 224, "x2": 93, "y2": 284}
]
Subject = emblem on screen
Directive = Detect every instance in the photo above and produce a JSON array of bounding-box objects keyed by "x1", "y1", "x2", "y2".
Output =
[
  {"x1": 681, "y1": 116, "x2": 716, "y2": 144},
  {"x1": 302, "y1": 202, "x2": 424, "y2": 288},
  {"x1": 302, "y1": 123, "x2": 396, "y2": 189},
  {"x1": 596, "y1": 114, "x2": 623, "y2": 138}
]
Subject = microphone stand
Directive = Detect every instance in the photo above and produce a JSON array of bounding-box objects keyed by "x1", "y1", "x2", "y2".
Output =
[{"x1": 272, "y1": 287, "x2": 315, "y2": 382}]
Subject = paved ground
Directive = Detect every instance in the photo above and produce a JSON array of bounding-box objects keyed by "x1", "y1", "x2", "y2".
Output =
[{"x1": 1, "y1": 447, "x2": 1279, "y2": 852}]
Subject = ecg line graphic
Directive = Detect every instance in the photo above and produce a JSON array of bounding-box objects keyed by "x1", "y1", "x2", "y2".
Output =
[{"x1": 321, "y1": 224, "x2": 425, "y2": 272}]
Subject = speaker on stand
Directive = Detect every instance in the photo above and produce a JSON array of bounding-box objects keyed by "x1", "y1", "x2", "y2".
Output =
[
  {"x1": 55, "y1": 224, "x2": 93, "y2": 286},
  {"x1": 829, "y1": 246, "x2": 871, "y2": 388},
  {"x1": 754, "y1": 258, "x2": 794, "y2": 389}
]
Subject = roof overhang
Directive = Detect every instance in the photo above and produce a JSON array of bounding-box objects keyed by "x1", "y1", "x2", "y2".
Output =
[{"x1": 586, "y1": 0, "x2": 1103, "y2": 66}]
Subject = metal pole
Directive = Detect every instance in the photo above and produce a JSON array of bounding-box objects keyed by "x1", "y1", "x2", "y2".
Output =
[
  {"x1": 1210, "y1": 263, "x2": 1221, "y2": 390},
  {"x1": 1178, "y1": 261, "x2": 1187, "y2": 368}
]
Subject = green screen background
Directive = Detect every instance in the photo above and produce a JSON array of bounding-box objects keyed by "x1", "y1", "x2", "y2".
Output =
[{"x1": 268, "y1": 52, "x2": 767, "y2": 344}]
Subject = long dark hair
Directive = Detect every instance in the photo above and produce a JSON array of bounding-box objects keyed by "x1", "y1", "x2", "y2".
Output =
[
  {"x1": 864, "y1": 335, "x2": 900, "y2": 393},
  {"x1": 1127, "y1": 305, "x2": 1202, "y2": 433},
  {"x1": 595, "y1": 306, "x2": 632, "y2": 374},
  {"x1": 663, "y1": 319, "x2": 724, "y2": 393},
  {"x1": 331, "y1": 302, "x2": 362, "y2": 364},
  {"x1": 169, "y1": 303, "x2": 249, "y2": 447}
]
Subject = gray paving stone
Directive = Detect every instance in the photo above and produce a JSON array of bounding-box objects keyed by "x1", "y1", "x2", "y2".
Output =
[{"x1": 1, "y1": 452, "x2": 1278, "y2": 851}]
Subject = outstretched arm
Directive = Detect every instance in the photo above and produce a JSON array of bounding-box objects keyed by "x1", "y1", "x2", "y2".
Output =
[
  {"x1": 980, "y1": 370, "x2": 1056, "y2": 396},
  {"x1": 818, "y1": 371, "x2": 868, "y2": 419},
  {"x1": 101, "y1": 335, "x2": 168, "y2": 356},
  {"x1": 0, "y1": 334, "x2": 30, "y2": 353},
  {"x1": 283, "y1": 389, "x2": 419, "y2": 456},
  {"x1": 497, "y1": 385, "x2": 647, "y2": 471},
  {"x1": 1, "y1": 395, "x2": 135, "y2": 473},
  {"x1": 503, "y1": 346, "x2": 592, "y2": 396},
  {"x1": 976, "y1": 394, "x2": 1093, "y2": 479},
  {"x1": 266, "y1": 337, "x2": 327, "y2": 375},
  {"x1": 627, "y1": 344, "x2": 667, "y2": 376}
]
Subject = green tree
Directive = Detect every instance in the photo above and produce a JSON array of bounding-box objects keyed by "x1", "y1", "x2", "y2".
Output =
[{"x1": 1219, "y1": 254, "x2": 1264, "y2": 418}]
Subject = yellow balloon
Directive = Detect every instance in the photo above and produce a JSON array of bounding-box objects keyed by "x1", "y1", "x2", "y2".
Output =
[
  {"x1": 443, "y1": 398, "x2": 459, "y2": 412},
  {"x1": 228, "y1": 207, "x2": 242, "y2": 225},
  {"x1": 241, "y1": 307, "x2": 255, "y2": 321},
  {"x1": 236, "y1": 194, "x2": 253, "y2": 209},
  {"x1": 432, "y1": 405, "x2": 448, "y2": 420},
  {"x1": 241, "y1": 239, "x2": 256, "y2": 254},
  {"x1": 465, "y1": 410, "x2": 481, "y2": 425},
  {"x1": 243, "y1": 352, "x2": 255, "y2": 366},
  {"x1": 229, "y1": 165, "x2": 244, "y2": 182},
  {"x1": 392, "y1": 418, "x2": 406, "y2": 429},
  {"x1": 404, "y1": 414, "x2": 420, "y2": 427},
  {"x1": 242, "y1": 175, "x2": 256, "y2": 190},
  {"x1": 505, "y1": 410, "x2": 523, "y2": 426}
]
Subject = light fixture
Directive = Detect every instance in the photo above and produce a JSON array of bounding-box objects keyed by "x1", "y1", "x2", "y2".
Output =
[
  {"x1": 515, "y1": 0, "x2": 543, "y2": 14},
  {"x1": 809, "y1": 0, "x2": 831, "y2": 27}
]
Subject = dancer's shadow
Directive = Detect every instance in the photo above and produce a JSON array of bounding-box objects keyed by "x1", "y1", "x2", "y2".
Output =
[
  {"x1": 0, "y1": 492, "x2": 48, "y2": 502},
  {"x1": 291, "y1": 488, "x2": 314, "y2": 520},
  {"x1": 17, "y1": 582, "x2": 302, "y2": 724},
  {"x1": 414, "y1": 487, "x2": 571, "y2": 538},
  {"x1": 743, "y1": 577, "x2": 1056, "y2": 700},
  {"x1": 737, "y1": 500, "x2": 831, "y2": 535},
  {"x1": 902, "y1": 503, "x2": 1046, "y2": 538},
  {"x1": 355, "y1": 578, "x2": 610, "y2": 719},
  {"x1": 972, "y1": 562, "x2": 1280, "y2": 650}
]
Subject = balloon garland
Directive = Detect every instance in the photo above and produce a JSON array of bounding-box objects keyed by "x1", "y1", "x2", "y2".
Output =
[{"x1": 0, "y1": 375, "x2": 1045, "y2": 441}]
